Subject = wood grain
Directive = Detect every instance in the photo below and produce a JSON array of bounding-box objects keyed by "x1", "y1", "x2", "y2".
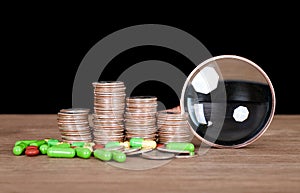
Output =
[{"x1": 0, "y1": 115, "x2": 299, "y2": 193}]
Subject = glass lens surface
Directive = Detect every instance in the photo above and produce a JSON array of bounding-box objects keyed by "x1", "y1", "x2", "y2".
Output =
[{"x1": 181, "y1": 55, "x2": 275, "y2": 147}]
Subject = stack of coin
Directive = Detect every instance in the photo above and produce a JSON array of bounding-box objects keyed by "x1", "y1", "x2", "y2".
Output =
[
  {"x1": 92, "y1": 81, "x2": 126, "y2": 144},
  {"x1": 125, "y1": 96, "x2": 158, "y2": 141},
  {"x1": 157, "y1": 110, "x2": 193, "y2": 143},
  {"x1": 57, "y1": 108, "x2": 93, "y2": 143}
]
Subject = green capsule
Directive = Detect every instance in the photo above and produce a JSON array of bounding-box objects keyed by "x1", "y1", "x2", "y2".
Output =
[
  {"x1": 130, "y1": 138, "x2": 143, "y2": 148},
  {"x1": 54, "y1": 143, "x2": 71, "y2": 148},
  {"x1": 30, "y1": 140, "x2": 46, "y2": 147},
  {"x1": 39, "y1": 144, "x2": 49, "y2": 154},
  {"x1": 47, "y1": 147, "x2": 75, "y2": 158},
  {"x1": 76, "y1": 147, "x2": 91, "y2": 159},
  {"x1": 46, "y1": 139, "x2": 60, "y2": 147},
  {"x1": 130, "y1": 138, "x2": 156, "y2": 149},
  {"x1": 112, "y1": 150, "x2": 126, "y2": 163},
  {"x1": 15, "y1": 140, "x2": 37, "y2": 147},
  {"x1": 166, "y1": 142, "x2": 195, "y2": 152},
  {"x1": 13, "y1": 142, "x2": 27, "y2": 156},
  {"x1": 105, "y1": 141, "x2": 121, "y2": 148},
  {"x1": 71, "y1": 142, "x2": 85, "y2": 147},
  {"x1": 94, "y1": 149, "x2": 112, "y2": 161}
]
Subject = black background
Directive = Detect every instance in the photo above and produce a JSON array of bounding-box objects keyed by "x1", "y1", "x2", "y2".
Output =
[{"x1": 2, "y1": 15, "x2": 299, "y2": 114}]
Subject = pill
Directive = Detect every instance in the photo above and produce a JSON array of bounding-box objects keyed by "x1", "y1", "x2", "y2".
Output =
[
  {"x1": 13, "y1": 142, "x2": 27, "y2": 156},
  {"x1": 30, "y1": 140, "x2": 46, "y2": 147},
  {"x1": 54, "y1": 143, "x2": 71, "y2": 148},
  {"x1": 112, "y1": 151, "x2": 126, "y2": 163},
  {"x1": 25, "y1": 146, "x2": 39, "y2": 156},
  {"x1": 166, "y1": 142, "x2": 195, "y2": 152},
  {"x1": 93, "y1": 144, "x2": 105, "y2": 150},
  {"x1": 105, "y1": 141, "x2": 121, "y2": 148},
  {"x1": 121, "y1": 141, "x2": 130, "y2": 148},
  {"x1": 83, "y1": 142, "x2": 95, "y2": 152},
  {"x1": 26, "y1": 146, "x2": 38, "y2": 150},
  {"x1": 130, "y1": 138, "x2": 143, "y2": 147},
  {"x1": 39, "y1": 144, "x2": 49, "y2": 154},
  {"x1": 15, "y1": 140, "x2": 37, "y2": 147},
  {"x1": 71, "y1": 142, "x2": 85, "y2": 147},
  {"x1": 46, "y1": 139, "x2": 60, "y2": 147},
  {"x1": 94, "y1": 149, "x2": 112, "y2": 161},
  {"x1": 130, "y1": 138, "x2": 156, "y2": 149},
  {"x1": 105, "y1": 141, "x2": 130, "y2": 149},
  {"x1": 75, "y1": 147, "x2": 92, "y2": 159},
  {"x1": 47, "y1": 147, "x2": 76, "y2": 158},
  {"x1": 156, "y1": 143, "x2": 164, "y2": 148}
]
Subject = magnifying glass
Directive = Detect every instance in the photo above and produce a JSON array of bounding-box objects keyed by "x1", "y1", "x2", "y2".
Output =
[{"x1": 180, "y1": 55, "x2": 276, "y2": 148}]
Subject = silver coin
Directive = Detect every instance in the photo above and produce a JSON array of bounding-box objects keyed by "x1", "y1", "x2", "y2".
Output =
[
  {"x1": 58, "y1": 108, "x2": 93, "y2": 144},
  {"x1": 62, "y1": 139, "x2": 92, "y2": 143},
  {"x1": 156, "y1": 146, "x2": 190, "y2": 154},
  {"x1": 60, "y1": 108, "x2": 90, "y2": 114},
  {"x1": 141, "y1": 150, "x2": 175, "y2": 160},
  {"x1": 92, "y1": 81, "x2": 125, "y2": 87},
  {"x1": 59, "y1": 125, "x2": 90, "y2": 129},
  {"x1": 62, "y1": 136, "x2": 93, "y2": 141},
  {"x1": 125, "y1": 136, "x2": 156, "y2": 141},
  {"x1": 126, "y1": 130, "x2": 157, "y2": 135},
  {"x1": 124, "y1": 96, "x2": 158, "y2": 140},
  {"x1": 103, "y1": 146, "x2": 125, "y2": 151},
  {"x1": 126, "y1": 96, "x2": 157, "y2": 102},
  {"x1": 60, "y1": 131, "x2": 92, "y2": 136},
  {"x1": 122, "y1": 147, "x2": 141, "y2": 154},
  {"x1": 125, "y1": 148, "x2": 154, "y2": 156},
  {"x1": 57, "y1": 114, "x2": 89, "y2": 119},
  {"x1": 157, "y1": 110, "x2": 193, "y2": 143},
  {"x1": 93, "y1": 135, "x2": 124, "y2": 139},
  {"x1": 94, "y1": 140, "x2": 122, "y2": 145}
]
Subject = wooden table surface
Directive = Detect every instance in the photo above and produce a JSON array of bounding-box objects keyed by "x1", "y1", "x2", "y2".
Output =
[{"x1": 0, "y1": 115, "x2": 299, "y2": 193}]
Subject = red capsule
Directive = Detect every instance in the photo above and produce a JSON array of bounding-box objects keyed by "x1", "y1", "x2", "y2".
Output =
[
  {"x1": 93, "y1": 144, "x2": 104, "y2": 150},
  {"x1": 26, "y1": 146, "x2": 38, "y2": 150},
  {"x1": 156, "y1": 143, "x2": 165, "y2": 148},
  {"x1": 25, "y1": 146, "x2": 39, "y2": 156}
]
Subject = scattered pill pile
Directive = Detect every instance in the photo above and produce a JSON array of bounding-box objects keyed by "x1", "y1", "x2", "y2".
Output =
[
  {"x1": 13, "y1": 138, "x2": 196, "y2": 161},
  {"x1": 13, "y1": 138, "x2": 125, "y2": 162}
]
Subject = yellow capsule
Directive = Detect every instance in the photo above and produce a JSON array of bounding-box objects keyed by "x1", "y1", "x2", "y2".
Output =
[
  {"x1": 83, "y1": 142, "x2": 95, "y2": 152},
  {"x1": 142, "y1": 140, "x2": 157, "y2": 149},
  {"x1": 120, "y1": 141, "x2": 130, "y2": 148},
  {"x1": 130, "y1": 138, "x2": 156, "y2": 149}
]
